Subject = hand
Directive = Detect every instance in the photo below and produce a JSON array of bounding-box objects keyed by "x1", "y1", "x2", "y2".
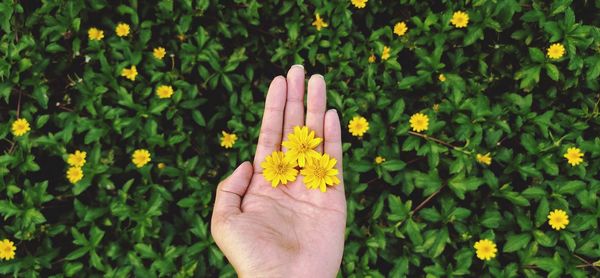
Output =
[{"x1": 211, "y1": 65, "x2": 346, "y2": 277}]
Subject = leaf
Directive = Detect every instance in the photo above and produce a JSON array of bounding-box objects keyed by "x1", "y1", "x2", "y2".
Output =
[
  {"x1": 546, "y1": 63, "x2": 559, "y2": 81},
  {"x1": 381, "y1": 160, "x2": 406, "y2": 171},
  {"x1": 503, "y1": 233, "x2": 531, "y2": 252}
]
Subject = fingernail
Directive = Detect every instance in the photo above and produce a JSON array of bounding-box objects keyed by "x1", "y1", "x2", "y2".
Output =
[
  {"x1": 292, "y1": 64, "x2": 304, "y2": 69},
  {"x1": 328, "y1": 108, "x2": 337, "y2": 114},
  {"x1": 312, "y1": 74, "x2": 324, "y2": 80}
]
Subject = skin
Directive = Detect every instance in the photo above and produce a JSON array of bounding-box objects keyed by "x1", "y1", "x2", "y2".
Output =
[{"x1": 211, "y1": 65, "x2": 346, "y2": 277}]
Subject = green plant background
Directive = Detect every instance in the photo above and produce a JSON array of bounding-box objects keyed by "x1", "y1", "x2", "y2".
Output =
[{"x1": 1, "y1": 0, "x2": 600, "y2": 277}]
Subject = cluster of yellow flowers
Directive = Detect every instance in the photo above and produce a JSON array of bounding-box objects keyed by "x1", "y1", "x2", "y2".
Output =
[
  {"x1": 66, "y1": 150, "x2": 86, "y2": 184},
  {"x1": 87, "y1": 23, "x2": 173, "y2": 98},
  {"x1": 261, "y1": 126, "x2": 340, "y2": 192},
  {"x1": 0, "y1": 239, "x2": 16, "y2": 260}
]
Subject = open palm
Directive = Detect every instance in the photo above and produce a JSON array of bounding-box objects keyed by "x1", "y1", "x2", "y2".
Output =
[{"x1": 211, "y1": 65, "x2": 346, "y2": 277}]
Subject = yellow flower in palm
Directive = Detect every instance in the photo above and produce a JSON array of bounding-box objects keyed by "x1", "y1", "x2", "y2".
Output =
[
  {"x1": 394, "y1": 22, "x2": 408, "y2": 36},
  {"x1": 474, "y1": 239, "x2": 497, "y2": 261},
  {"x1": 220, "y1": 131, "x2": 237, "y2": 148},
  {"x1": 301, "y1": 153, "x2": 340, "y2": 192},
  {"x1": 67, "y1": 150, "x2": 87, "y2": 167},
  {"x1": 0, "y1": 239, "x2": 16, "y2": 260},
  {"x1": 410, "y1": 113, "x2": 429, "y2": 132},
  {"x1": 547, "y1": 43, "x2": 565, "y2": 59},
  {"x1": 11, "y1": 118, "x2": 30, "y2": 136},
  {"x1": 563, "y1": 147, "x2": 583, "y2": 166},
  {"x1": 548, "y1": 209, "x2": 569, "y2": 230},
  {"x1": 476, "y1": 153, "x2": 492, "y2": 165},
  {"x1": 88, "y1": 27, "x2": 104, "y2": 41},
  {"x1": 451, "y1": 11, "x2": 469, "y2": 28},
  {"x1": 368, "y1": 53, "x2": 376, "y2": 63},
  {"x1": 381, "y1": 46, "x2": 391, "y2": 61},
  {"x1": 153, "y1": 47, "x2": 166, "y2": 59},
  {"x1": 282, "y1": 126, "x2": 322, "y2": 167},
  {"x1": 66, "y1": 167, "x2": 83, "y2": 184},
  {"x1": 132, "y1": 149, "x2": 151, "y2": 168},
  {"x1": 351, "y1": 0, "x2": 368, "y2": 8},
  {"x1": 121, "y1": 65, "x2": 138, "y2": 81},
  {"x1": 156, "y1": 85, "x2": 174, "y2": 99},
  {"x1": 312, "y1": 13, "x2": 328, "y2": 31},
  {"x1": 348, "y1": 116, "x2": 369, "y2": 137},
  {"x1": 375, "y1": 156, "x2": 385, "y2": 164},
  {"x1": 261, "y1": 151, "x2": 298, "y2": 187},
  {"x1": 438, "y1": 73, "x2": 446, "y2": 82},
  {"x1": 115, "y1": 23, "x2": 130, "y2": 37}
]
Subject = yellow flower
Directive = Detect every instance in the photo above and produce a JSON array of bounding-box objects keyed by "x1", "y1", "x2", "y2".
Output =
[
  {"x1": 351, "y1": 0, "x2": 368, "y2": 8},
  {"x1": 261, "y1": 151, "x2": 298, "y2": 187},
  {"x1": 348, "y1": 116, "x2": 369, "y2": 137},
  {"x1": 394, "y1": 22, "x2": 408, "y2": 36},
  {"x1": 66, "y1": 167, "x2": 83, "y2": 184},
  {"x1": 375, "y1": 156, "x2": 386, "y2": 164},
  {"x1": 312, "y1": 13, "x2": 328, "y2": 31},
  {"x1": 67, "y1": 150, "x2": 87, "y2": 167},
  {"x1": 547, "y1": 43, "x2": 565, "y2": 59},
  {"x1": 368, "y1": 53, "x2": 376, "y2": 63},
  {"x1": 156, "y1": 85, "x2": 174, "y2": 99},
  {"x1": 121, "y1": 65, "x2": 138, "y2": 81},
  {"x1": 438, "y1": 73, "x2": 446, "y2": 82},
  {"x1": 11, "y1": 118, "x2": 30, "y2": 137},
  {"x1": 177, "y1": 34, "x2": 186, "y2": 41},
  {"x1": 115, "y1": 23, "x2": 130, "y2": 37},
  {"x1": 410, "y1": 113, "x2": 429, "y2": 132},
  {"x1": 563, "y1": 147, "x2": 583, "y2": 166},
  {"x1": 433, "y1": 103, "x2": 440, "y2": 112},
  {"x1": 88, "y1": 27, "x2": 104, "y2": 41},
  {"x1": 157, "y1": 162, "x2": 166, "y2": 169},
  {"x1": 0, "y1": 239, "x2": 16, "y2": 260},
  {"x1": 220, "y1": 131, "x2": 237, "y2": 148},
  {"x1": 281, "y1": 126, "x2": 322, "y2": 167},
  {"x1": 476, "y1": 153, "x2": 492, "y2": 165},
  {"x1": 153, "y1": 47, "x2": 166, "y2": 59},
  {"x1": 474, "y1": 239, "x2": 497, "y2": 261},
  {"x1": 301, "y1": 153, "x2": 340, "y2": 192},
  {"x1": 548, "y1": 209, "x2": 569, "y2": 230},
  {"x1": 132, "y1": 149, "x2": 151, "y2": 168},
  {"x1": 381, "y1": 46, "x2": 391, "y2": 61},
  {"x1": 451, "y1": 11, "x2": 469, "y2": 28}
]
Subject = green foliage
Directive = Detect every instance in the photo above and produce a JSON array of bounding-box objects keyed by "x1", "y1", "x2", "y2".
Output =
[{"x1": 1, "y1": 0, "x2": 600, "y2": 276}]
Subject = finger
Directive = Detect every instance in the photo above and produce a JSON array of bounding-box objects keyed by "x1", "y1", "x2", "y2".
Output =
[
  {"x1": 282, "y1": 65, "x2": 305, "y2": 150},
  {"x1": 306, "y1": 74, "x2": 327, "y2": 153},
  {"x1": 211, "y1": 162, "x2": 254, "y2": 225},
  {"x1": 324, "y1": 109, "x2": 344, "y2": 195},
  {"x1": 253, "y1": 76, "x2": 287, "y2": 173}
]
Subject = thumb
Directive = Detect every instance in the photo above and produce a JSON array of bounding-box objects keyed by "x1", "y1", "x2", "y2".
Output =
[{"x1": 212, "y1": 161, "x2": 253, "y2": 223}]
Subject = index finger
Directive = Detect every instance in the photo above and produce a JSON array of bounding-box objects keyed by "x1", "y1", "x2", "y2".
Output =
[{"x1": 253, "y1": 76, "x2": 287, "y2": 173}]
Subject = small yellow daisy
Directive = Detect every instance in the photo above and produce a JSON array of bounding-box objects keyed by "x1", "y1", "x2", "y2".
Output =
[
  {"x1": 88, "y1": 27, "x2": 104, "y2": 41},
  {"x1": 11, "y1": 118, "x2": 31, "y2": 137},
  {"x1": 547, "y1": 43, "x2": 565, "y2": 59},
  {"x1": 312, "y1": 13, "x2": 328, "y2": 31},
  {"x1": 451, "y1": 11, "x2": 469, "y2": 28},
  {"x1": 132, "y1": 149, "x2": 151, "y2": 168},
  {"x1": 409, "y1": 113, "x2": 429, "y2": 132},
  {"x1": 563, "y1": 147, "x2": 583, "y2": 166},
  {"x1": 67, "y1": 150, "x2": 87, "y2": 167},
  {"x1": 301, "y1": 153, "x2": 340, "y2": 192},
  {"x1": 153, "y1": 47, "x2": 166, "y2": 59},
  {"x1": 350, "y1": 0, "x2": 368, "y2": 9},
  {"x1": 474, "y1": 239, "x2": 497, "y2": 261},
  {"x1": 115, "y1": 23, "x2": 130, "y2": 37},
  {"x1": 261, "y1": 151, "x2": 298, "y2": 187},
  {"x1": 281, "y1": 126, "x2": 322, "y2": 167},
  {"x1": 121, "y1": 65, "x2": 138, "y2": 81},
  {"x1": 548, "y1": 209, "x2": 569, "y2": 230},
  {"x1": 156, "y1": 85, "x2": 174, "y2": 99},
  {"x1": 0, "y1": 239, "x2": 16, "y2": 260},
  {"x1": 368, "y1": 53, "x2": 376, "y2": 63},
  {"x1": 381, "y1": 46, "x2": 391, "y2": 61},
  {"x1": 375, "y1": 156, "x2": 386, "y2": 164},
  {"x1": 476, "y1": 153, "x2": 492, "y2": 165},
  {"x1": 220, "y1": 131, "x2": 237, "y2": 149},
  {"x1": 348, "y1": 116, "x2": 369, "y2": 137},
  {"x1": 394, "y1": 22, "x2": 408, "y2": 36},
  {"x1": 438, "y1": 73, "x2": 446, "y2": 82},
  {"x1": 66, "y1": 167, "x2": 83, "y2": 184}
]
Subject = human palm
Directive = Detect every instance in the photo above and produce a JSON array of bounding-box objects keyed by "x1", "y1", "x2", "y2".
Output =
[{"x1": 211, "y1": 65, "x2": 346, "y2": 277}]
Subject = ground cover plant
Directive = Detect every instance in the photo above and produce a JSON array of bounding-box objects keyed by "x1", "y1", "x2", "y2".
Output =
[{"x1": 1, "y1": 0, "x2": 600, "y2": 276}]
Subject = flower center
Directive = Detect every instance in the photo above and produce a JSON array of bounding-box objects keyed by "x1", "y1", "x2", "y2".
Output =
[
  {"x1": 313, "y1": 167, "x2": 326, "y2": 179},
  {"x1": 275, "y1": 163, "x2": 287, "y2": 175}
]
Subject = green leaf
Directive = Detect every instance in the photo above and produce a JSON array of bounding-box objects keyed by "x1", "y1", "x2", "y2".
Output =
[
  {"x1": 546, "y1": 63, "x2": 560, "y2": 81},
  {"x1": 381, "y1": 160, "x2": 406, "y2": 172},
  {"x1": 503, "y1": 233, "x2": 531, "y2": 252}
]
